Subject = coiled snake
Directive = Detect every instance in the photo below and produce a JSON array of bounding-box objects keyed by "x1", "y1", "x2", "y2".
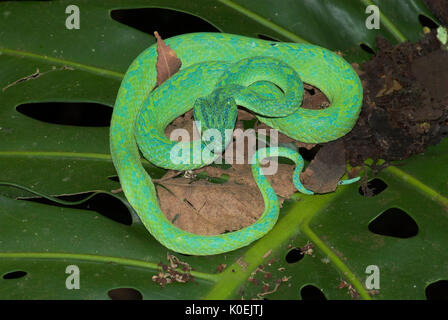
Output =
[{"x1": 110, "y1": 33, "x2": 363, "y2": 255}]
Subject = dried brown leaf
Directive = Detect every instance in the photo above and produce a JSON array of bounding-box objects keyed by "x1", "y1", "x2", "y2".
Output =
[
  {"x1": 300, "y1": 140, "x2": 346, "y2": 193},
  {"x1": 154, "y1": 31, "x2": 182, "y2": 87}
]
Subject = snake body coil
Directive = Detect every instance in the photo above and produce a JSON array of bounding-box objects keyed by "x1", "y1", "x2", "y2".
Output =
[{"x1": 110, "y1": 33, "x2": 363, "y2": 255}]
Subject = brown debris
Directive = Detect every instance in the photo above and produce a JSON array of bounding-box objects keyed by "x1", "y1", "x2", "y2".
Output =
[
  {"x1": 152, "y1": 253, "x2": 194, "y2": 287},
  {"x1": 299, "y1": 241, "x2": 315, "y2": 256},
  {"x1": 338, "y1": 279, "x2": 360, "y2": 299},
  {"x1": 411, "y1": 50, "x2": 448, "y2": 101},
  {"x1": 343, "y1": 31, "x2": 448, "y2": 167},
  {"x1": 217, "y1": 263, "x2": 227, "y2": 273},
  {"x1": 255, "y1": 276, "x2": 291, "y2": 299}
]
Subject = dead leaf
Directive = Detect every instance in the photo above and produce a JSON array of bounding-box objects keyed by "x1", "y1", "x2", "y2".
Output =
[
  {"x1": 300, "y1": 140, "x2": 346, "y2": 193},
  {"x1": 156, "y1": 159, "x2": 297, "y2": 235},
  {"x1": 154, "y1": 31, "x2": 182, "y2": 87}
]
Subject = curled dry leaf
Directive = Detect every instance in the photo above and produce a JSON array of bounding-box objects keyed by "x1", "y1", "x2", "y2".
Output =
[
  {"x1": 154, "y1": 31, "x2": 182, "y2": 87},
  {"x1": 300, "y1": 140, "x2": 346, "y2": 194}
]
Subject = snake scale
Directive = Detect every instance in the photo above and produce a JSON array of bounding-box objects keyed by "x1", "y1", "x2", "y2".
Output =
[{"x1": 110, "y1": 32, "x2": 363, "y2": 255}]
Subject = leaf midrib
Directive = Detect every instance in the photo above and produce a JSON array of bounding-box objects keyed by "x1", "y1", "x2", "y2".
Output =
[
  {"x1": 0, "y1": 47, "x2": 125, "y2": 80},
  {"x1": 0, "y1": 151, "x2": 113, "y2": 161},
  {"x1": 0, "y1": 252, "x2": 219, "y2": 283}
]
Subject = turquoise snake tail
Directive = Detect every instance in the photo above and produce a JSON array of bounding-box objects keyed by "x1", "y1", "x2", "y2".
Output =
[{"x1": 110, "y1": 33, "x2": 363, "y2": 255}]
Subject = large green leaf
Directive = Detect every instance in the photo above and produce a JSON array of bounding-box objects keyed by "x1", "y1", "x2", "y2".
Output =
[{"x1": 0, "y1": 0, "x2": 445, "y2": 299}]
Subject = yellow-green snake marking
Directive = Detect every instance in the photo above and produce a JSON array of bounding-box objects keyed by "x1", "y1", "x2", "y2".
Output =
[{"x1": 110, "y1": 32, "x2": 363, "y2": 255}]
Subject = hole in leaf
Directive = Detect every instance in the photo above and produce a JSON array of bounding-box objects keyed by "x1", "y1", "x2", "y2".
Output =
[
  {"x1": 426, "y1": 280, "x2": 448, "y2": 300},
  {"x1": 108, "y1": 175, "x2": 120, "y2": 183},
  {"x1": 298, "y1": 145, "x2": 321, "y2": 162},
  {"x1": 2, "y1": 271, "x2": 27, "y2": 280},
  {"x1": 110, "y1": 8, "x2": 220, "y2": 38},
  {"x1": 418, "y1": 14, "x2": 439, "y2": 29},
  {"x1": 16, "y1": 102, "x2": 112, "y2": 127},
  {"x1": 360, "y1": 43, "x2": 375, "y2": 55},
  {"x1": 359, "y1": 178, "x2": 388, "y2": 197},
  {"x1": 285, "y1": 248, "x2": 304, "y2": 263},
  {"x1": 22, "y1": 192, "x2": 132, "y2": 226},
  {"x1": 257, "y1": 34, "x2": 280, "y2": 43},
  {"x1": 300, "y1": 284, "x2": 327, "y2": 300},
  {"x1": 178, "y1": 253, "x2": 192, "y2": 257},
  {"x1": 108, "y1": 288, "x2": 143, "y2": 300},
  {"x1": 368, "y1": 208, "x2": 418, "y2": 238}
]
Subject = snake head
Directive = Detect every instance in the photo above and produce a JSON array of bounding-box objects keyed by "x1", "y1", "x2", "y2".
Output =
[{"x1": 193, "y1": 93, "x2": 237, "y2": 153}]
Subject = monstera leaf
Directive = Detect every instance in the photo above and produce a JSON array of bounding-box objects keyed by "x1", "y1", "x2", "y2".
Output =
[{"x1": 0, "y1": 0, "x2": 445, "y2": 300}]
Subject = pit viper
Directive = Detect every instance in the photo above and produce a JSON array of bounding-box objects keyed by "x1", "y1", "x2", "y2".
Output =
[{"x1": 110, "y1": 32, "x2": 363, "y2": 255}]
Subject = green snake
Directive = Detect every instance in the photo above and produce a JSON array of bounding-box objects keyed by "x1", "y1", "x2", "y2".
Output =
[{"x1": 110, "y1": 32, "x2": 363, "y2": 255}]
